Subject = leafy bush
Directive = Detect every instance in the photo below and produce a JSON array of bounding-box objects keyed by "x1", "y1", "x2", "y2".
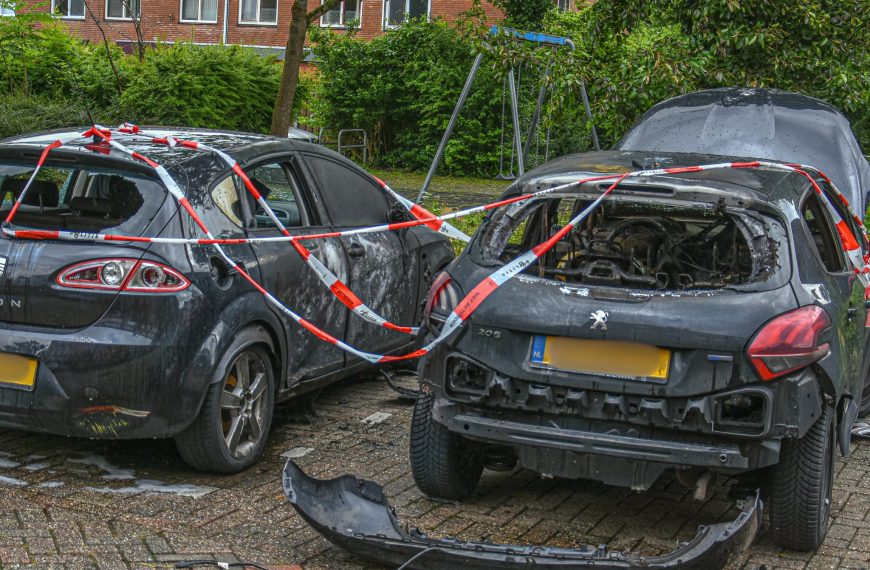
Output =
[
  {"x1": 0, "y1": 92, "x2": 91, "y2": 139},
  {"x1": 0, "y1": 3, "x2": 291, "y2": 136},
  {"x1": 119, "y1": 43, "x2": 281, "y2": 133}
]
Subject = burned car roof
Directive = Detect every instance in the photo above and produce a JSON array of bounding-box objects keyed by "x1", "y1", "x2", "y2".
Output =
[
  {"x1": 0, "y1": 127, "x2": 316, "y2": 170},
  {"x1": 616, "y1": 88, "x2": 870, "y2": 212}
]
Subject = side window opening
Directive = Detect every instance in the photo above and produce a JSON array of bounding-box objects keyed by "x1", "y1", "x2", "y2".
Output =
[
  {"x1": 242, "y1": 162, "x2": 308, "y2": 230},
  {"x1": 304, "y1": 154, "x2": 392, "y2": 227},
  {"x1": 211, "y1": 175, "x2": 243, "y2": 228},
  {"x1": 823, "y1": 183, "x2": 868, "y2": 254},
  {"x1": 801, "y1": 193, "x2": 846, "y2": 273}
]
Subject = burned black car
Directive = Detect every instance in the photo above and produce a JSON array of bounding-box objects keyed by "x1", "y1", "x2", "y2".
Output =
[
  {"x1": 0, "y1": 128, "x2": 453, "y2": 473},
  {"x1": 412, "y1": 149, "x2": 869, "y2": 552}
]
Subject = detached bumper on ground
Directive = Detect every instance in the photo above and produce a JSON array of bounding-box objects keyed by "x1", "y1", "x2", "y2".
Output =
[{"x1": 281, "y1": 460, "x2": 762, "y2": 570}]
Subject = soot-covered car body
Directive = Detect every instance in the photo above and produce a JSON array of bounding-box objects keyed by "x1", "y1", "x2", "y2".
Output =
[
  {"x1": 0, "y1": 128, "x2": 453, "y2": 472},
  {"x1": 413, "y1": 149, "x2": 870, "y2": 552}
]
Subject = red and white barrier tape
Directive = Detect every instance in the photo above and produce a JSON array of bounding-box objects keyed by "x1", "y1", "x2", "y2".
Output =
[
  {"x1": 112, "y1": 124, "x2": 422, "y2": 335},
  {"x1": 2, "y1": 130, "x2": 868, "y2": 364}
]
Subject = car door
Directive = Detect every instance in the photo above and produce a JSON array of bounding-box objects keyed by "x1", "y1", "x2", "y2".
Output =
[
  {"x1": 796, "y1": 188, "x2": 867, "y2": 395},
  {"x1": 239, "y1": 156, "x2": 350, "y2": 385},
  {"x1": 821, "y1": 184, "x2": 870, "y2": 393},
  {"x1": 300, "y1": 151, "x2": 421, "y2": 360}
]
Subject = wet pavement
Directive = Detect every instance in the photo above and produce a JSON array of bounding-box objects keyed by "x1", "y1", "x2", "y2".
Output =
[{"x1": 1, "y1": 373, "x2": 869, "y2": 569}]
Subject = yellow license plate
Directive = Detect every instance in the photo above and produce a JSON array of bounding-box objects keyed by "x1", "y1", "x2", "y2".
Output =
[
  {"x1": 530, "y1": 336, "x2": 670, "y2": 381},
  {"x1": 0, "y1": 353, "x2": 38, "y2": 390}
]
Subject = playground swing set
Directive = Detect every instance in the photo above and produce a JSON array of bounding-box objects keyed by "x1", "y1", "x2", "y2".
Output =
[{"x1": 417, "y1": 26, "x2": 600, "y2": 203}]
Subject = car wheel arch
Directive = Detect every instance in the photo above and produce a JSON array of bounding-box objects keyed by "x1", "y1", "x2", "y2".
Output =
[{"x1": 207, "y1": 321, "x2": 284, "y2": 389}]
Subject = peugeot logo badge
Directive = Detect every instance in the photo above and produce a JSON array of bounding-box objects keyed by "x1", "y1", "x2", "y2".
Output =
[{"x1": 590, "y1": 310, "x2": 608, "y2": 331}]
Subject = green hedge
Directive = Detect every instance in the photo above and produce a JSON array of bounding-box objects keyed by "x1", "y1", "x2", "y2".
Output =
[{"x1": 0, "y1": 2, "x2": 304, "y2": 138}]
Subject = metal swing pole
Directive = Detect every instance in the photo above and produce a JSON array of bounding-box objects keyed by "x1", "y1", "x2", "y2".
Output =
[
  {"x1": 416, "y1": 53, "x2": 484, "y2": 204},
  {"x1": 524, "y1": 54, "x2": 555, "y2": 162},
  {"x1": 508, "y1": 68, "x2": 525, "y2": 177},
  {"x1": 580, "y1": 79, "x2": 600, "y2": 151}
]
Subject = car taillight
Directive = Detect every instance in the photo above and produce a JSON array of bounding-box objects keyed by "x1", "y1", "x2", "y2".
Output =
[
  {"x1": 57, "y1": 258, "x2": 190, "y2": 292},
  {"x1": 747, "y1": 305, "x2": 831, "y2": 381},
  {"x1": 424, "y1": 272, "x2": 461, "y2": 331}
]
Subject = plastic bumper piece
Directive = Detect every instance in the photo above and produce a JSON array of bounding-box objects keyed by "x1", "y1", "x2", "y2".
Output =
[{"x1": 282, "y1": 460, "x2": 762, "y2": 570}]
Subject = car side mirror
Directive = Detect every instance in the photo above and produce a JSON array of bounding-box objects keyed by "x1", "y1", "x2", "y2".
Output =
[{"x1": 388, "y1": 204, "x2": 412, "y2": 223}]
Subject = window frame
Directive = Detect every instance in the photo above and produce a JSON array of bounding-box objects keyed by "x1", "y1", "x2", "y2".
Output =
[
  {"x1": 238, "y1": 0, "x2": 279, "y2": 26},
  {"x1": 0, "y1": 5, "x2": 14, "y2": 16},
  {"x1": 319, "y1": 0, "x2": 361, "y2": 28},
  {"x1": 300, "y1": 151, "x2": 396, "y2": 228},
  {"x1": 240, "y1": 158, "x2": 315, "y2": 231},
  {"x1": 105, "y1": 0, "x2": 140, "y2": 21},
  {"x1": 799, "y1": 190, "x2": 849, "y2": 275},
  {"x1": 179, "y1": 0, "x2": 218, "y2": 24},
  {"x1": 382, "y1": 0, "x2": 431, "y2": 29},
  {"x1": 51, "y1": 0, "x2": 85, "y2": 20},
  {"x1": 822, "y1": 180, "x2": 868, "y2": 256},
  {"x1": 556, "y1": 0, "x2": 571, "y2": 11}
]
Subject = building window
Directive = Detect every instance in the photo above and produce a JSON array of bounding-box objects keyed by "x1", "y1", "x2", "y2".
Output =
[
  {"x1": 180, "y1": 0, "x2": 217, "y2": 23},
  {"x1": 0, "y1": 5, "x2": 14, "y2": 16},
  {"x1": 106, "y1": 0, "x2": 140, "y2": 19},
  {"x1": 320, "y1": 0, "x2": 359, "y2": 27},
  {"x1": 556, "y1": 0, "x2": 571, "y2": 10},
  {"x1": 383, "y1": 0, "x2": 429, "y2": 28},
  {"x1": 240, "y1": 0, "x2": 278, "y2": 25},
  {"x1": 52, "y1": 0, "x2": 85, "y2": 19}
]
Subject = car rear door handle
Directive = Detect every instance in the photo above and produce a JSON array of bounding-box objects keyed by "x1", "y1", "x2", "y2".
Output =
[{"x1": 347, "y1": 242, "x2": 365, "y2": 258}]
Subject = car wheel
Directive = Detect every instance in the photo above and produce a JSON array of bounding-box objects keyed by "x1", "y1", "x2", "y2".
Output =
[
  {"x1": 767, "y1": 404, "x2": 835, "y2": 551},
  {"x1": 409, "y1": 392, "x2": 483, "y2": 500},
  {"x1": 176, "y1": 330, "x2": 276, "y2": 473}
]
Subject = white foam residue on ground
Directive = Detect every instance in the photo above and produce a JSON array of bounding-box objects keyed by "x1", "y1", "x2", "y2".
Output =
[
  {"x1": 37, "y1": 481, "x2": 64, "y2": 489},
  {"x1": 0, "y1": 475, "x2": 27, "y2": 487},
  {"x1": 281, "y1": 447, "x2": 314, "y2": 459},
  {"x1": 68, "y1": 454, "x2": 136, "y2": 480},
  {"x1": 23, "y1": 462, "x2": 49, "y2": 472},
  {"x1": 362, "y1": 412, "x2": 392, "y2": 426},
  {"x1": 85, "y1": 480, "x2": 217, "y2": 498},
  {"x1": 0, "y1": 452, "x2": 21, "y2": 469}
]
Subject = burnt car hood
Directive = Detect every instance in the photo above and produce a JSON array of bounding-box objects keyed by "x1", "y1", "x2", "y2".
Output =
[
  {"x1": 282, "y1": 460, "x2": 761, "y2": 569},
  {"x1": 616, "y1": 88, "x2": 870, "y2": 213}
]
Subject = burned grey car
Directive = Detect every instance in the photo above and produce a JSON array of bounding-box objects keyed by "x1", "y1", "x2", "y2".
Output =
[{"x1": 411, "y1": 149, "x2": 869, "y2": 554}]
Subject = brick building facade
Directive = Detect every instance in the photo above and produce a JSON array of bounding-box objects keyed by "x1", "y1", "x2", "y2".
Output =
[{"x1": 17, "y1": 0, "x2": 544, "y2": 57}]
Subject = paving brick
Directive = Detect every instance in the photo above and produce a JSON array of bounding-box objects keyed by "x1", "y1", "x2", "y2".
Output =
[{"x1": 0, "y1": 375, "x2": 867, "y2": 570}]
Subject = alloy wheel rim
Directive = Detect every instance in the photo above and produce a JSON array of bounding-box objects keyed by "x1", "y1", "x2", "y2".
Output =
[{"x1": 220, "y1": 350, "x2": 268, "y2": 459}]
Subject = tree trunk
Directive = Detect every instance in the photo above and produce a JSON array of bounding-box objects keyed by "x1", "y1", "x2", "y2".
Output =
[{"x1": 270, "y1": 0, "x2": 310, "y2": 136}]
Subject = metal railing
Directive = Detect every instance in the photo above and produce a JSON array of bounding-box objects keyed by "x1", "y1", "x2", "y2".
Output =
[{"x1": 318, "y1": 128, "x2": 369, "y2": 164}]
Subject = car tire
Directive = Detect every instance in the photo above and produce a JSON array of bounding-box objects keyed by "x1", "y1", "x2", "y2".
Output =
[
  {"x1": 409, "y1": 392, "x2": 483, "y2": 500},
  {"x1": 175, "y1": 329, "x2": 276, "y2": 473},
  {"x1": 767, "y1": 404, "x2": 835, "y2": 551}
]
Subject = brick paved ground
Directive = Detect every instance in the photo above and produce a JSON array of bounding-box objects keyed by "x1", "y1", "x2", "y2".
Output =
[{"x1": 0, "y1": 373, "x2": 868, "y2": 569}]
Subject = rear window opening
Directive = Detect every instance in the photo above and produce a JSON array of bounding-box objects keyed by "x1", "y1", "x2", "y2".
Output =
[
  {"x1": 475, "y1": 194, "x2": 784, "y2": 291},
  {"x1": 0, "y1": 163, "x2": 168, "y2": 236}
]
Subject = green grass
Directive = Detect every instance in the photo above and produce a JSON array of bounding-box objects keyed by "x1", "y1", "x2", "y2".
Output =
[{"x1": 371, "y1": 168, "x2": 511, "y2": 255}]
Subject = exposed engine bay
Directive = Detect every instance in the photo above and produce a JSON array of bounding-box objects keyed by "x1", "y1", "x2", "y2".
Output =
[{"x1": 479, "y1": 195, "x2": 780, "y2": 290}]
